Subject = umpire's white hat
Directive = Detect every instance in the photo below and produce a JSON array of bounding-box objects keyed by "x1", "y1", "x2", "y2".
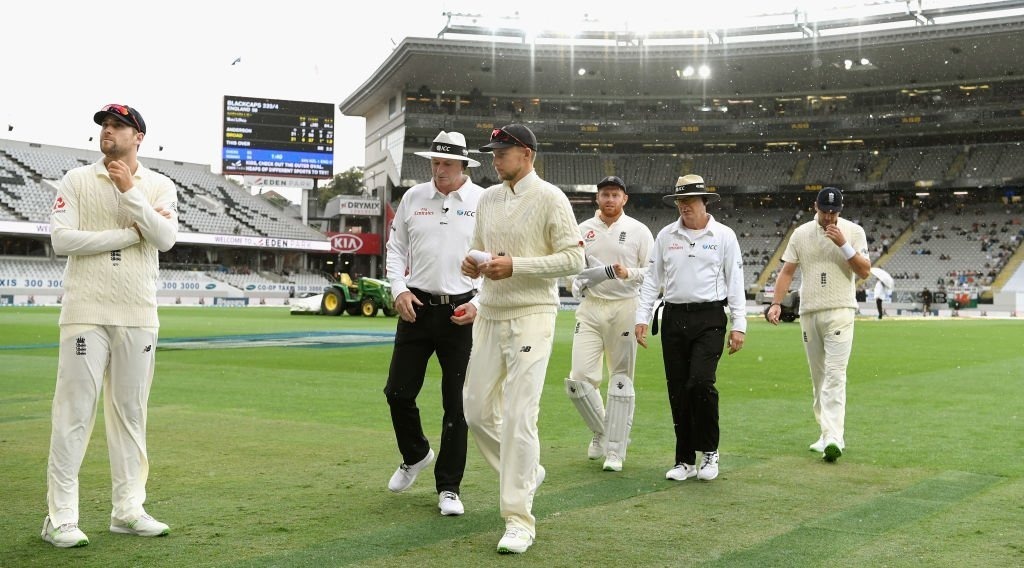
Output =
[
  {"x1": 414, "y1": 131, "x2": 480, "y2": 167},
  {"x1": 662, "y1": 174, "x2": 721, "y2": 206}
]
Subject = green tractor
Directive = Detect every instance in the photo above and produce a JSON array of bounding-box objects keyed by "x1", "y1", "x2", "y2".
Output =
[{"x1": 320, "y1": 273, "x2": 397, "y2": 317}]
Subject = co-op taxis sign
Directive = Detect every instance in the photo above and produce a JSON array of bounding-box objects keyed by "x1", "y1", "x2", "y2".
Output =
[{"x1": 328, "y1": 232, "x2": 381, "y2": 255}]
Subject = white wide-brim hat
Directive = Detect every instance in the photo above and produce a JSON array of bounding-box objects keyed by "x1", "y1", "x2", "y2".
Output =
[
  {"x1": 414, "y1": 131, "x2": 481, "y2": 167},
  {"x1": 661, "y1": 174, "x2": 721, "y2": 206}
]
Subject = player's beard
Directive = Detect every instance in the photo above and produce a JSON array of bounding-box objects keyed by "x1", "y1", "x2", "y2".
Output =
[
  {"x1": 100, "y1": 138, "x2": 131, "y2": 161},
  {"x1": 600, "y1": 203, "x2": 623, "y2": 220},
  {"x1": 498, "y1": 165, "x2": 520, "y2": 182}
]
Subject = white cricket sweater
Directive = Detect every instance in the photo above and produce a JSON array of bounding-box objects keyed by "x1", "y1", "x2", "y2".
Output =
[
  {"x1": 782, "y1": 216, "x2": 868, "y2": 314},
  {"x1": 50, "y1": 160, "x2": 178, "y2": 327},
  {"x1": 471, "y1": 170, "x2": 584, "y2": 320}
]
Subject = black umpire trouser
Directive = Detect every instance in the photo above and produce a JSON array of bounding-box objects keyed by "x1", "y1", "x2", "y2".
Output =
[
  {"x1": 384, "y1": 291, "x2": 472, "y2": 494},
  {"x1": 659, "y1": 301, "x2": 727, "y2": 466}
]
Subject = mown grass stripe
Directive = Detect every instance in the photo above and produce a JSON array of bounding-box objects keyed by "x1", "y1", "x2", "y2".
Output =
[
  {"x1": 223, "y1": 459, "x2": 763, "y2": 567},
  {"x1": 712, "y1": 470, "x2": 1002, "y2": 567}
]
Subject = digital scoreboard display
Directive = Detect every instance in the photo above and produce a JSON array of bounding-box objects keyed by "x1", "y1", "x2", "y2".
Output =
[{"x1": 222, "y1": 96, "x2": 334, "y2": 179}]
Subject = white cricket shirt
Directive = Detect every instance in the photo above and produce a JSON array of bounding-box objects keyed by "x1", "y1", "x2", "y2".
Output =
[
  {"x1": 577, "y1": 211, "x2": 654, "y2": 301},
  {"x1": 386, "y1": 177, "x2": 484, "y2": 297},
  {"x1": 637, "y1": 214, "x2": 747, "y2": 333}
]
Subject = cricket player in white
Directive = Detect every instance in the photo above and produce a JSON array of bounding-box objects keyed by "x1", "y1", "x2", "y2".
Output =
[
  {"x1": 461, "y1": 124, "x2": 584, "y2": 554},
  {"x1": 766, "y1": 187, "x2": 870, "y2": 463},
  {"x1": 42, "y1": 104, "x2": 177, "y2": 548},
  {"x1": 565, "y1": 175, "x2": 653, "y2": 472}
]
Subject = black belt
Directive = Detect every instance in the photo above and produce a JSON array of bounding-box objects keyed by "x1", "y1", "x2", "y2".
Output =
[
  {"x1": 409, "y1": 288, "x2": 475, "y2": 306},
  {"x1": 665, "y1": 299, "x2": 728, "y2": 312}
]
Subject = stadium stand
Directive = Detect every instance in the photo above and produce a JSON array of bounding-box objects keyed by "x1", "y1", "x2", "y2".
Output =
[
  {"x1": 402, "y1": 143, "x2": 1024, "y2": 191},
  {"x1": 288, "y1": 271, "x2": 331, "y2": 289},
  {"x1": 881, "y1": 202, "x2": 1023, "y2": 289},
  {"x1": 0, "y1": 257, "x2": 65, "y2": 280},
  {"x1": 0, "y1": 139, "x2": 326, "y2": 243}
]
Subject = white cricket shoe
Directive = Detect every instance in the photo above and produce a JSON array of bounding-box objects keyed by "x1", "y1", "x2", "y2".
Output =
[
  {"x1": 438, "y1": 491, "x2": 464, "y2": 516},
  {"x1": 497, "y1": 526, "x2": 533, "y2": 554},
  {"x1": 809, "y1": 437, "x2": 826, "y2": 452},
  {"x1": 588, "y1": 433, "x2": 605, "y2": 460},
  {"x1": 665, "y1": 463, "x2": 697, "y2": 481},
  {"x1": 698, "y1": 451, "x2": 719, "y2": 480},
  {"x1": 388, "y1": 448, "x2": 434, "y2": 492},
  {"x1": 109, "y1": 512, "x2": 169, "y2": 537},
  {"x1": 536, "y1": 465, "x2": 546, "y2": 489},
  {"x1": 603, "y1": 452, "x2": 623, "y2": 472},
  {"x1": 41, "y1": 516, "x2": 89, "y2": 548}
]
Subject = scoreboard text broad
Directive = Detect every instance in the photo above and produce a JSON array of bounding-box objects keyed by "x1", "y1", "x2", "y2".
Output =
[{"x1": 222, "y1": 96, "x2": 334, "y2": 179}]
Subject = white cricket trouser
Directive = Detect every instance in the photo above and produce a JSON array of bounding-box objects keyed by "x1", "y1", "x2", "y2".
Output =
[
  {"x1": 570, "y1": 296, "x2": 638, "y2": 387},
  {"x1": 799, "y1": 308, "x2": 855, "y2": 448},
  {"x1": 463, "y1": 312, "x2": 555, "y2": 538},
  {"x1": 47, "y1": 324, "x2": 158, "y2": 525}
]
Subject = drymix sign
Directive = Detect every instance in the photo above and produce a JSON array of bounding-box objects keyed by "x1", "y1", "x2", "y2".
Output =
[{"x1": 336, "y1": 198, "x2": 380, "y2": 216}]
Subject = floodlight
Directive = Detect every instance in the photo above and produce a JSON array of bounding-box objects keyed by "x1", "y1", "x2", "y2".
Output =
[
  {"x1": 698, "y1": 65, "x2": 711, "y2": 79},
  {"x1": 844, "y1": 59, "x2": 853, "y2": 70},
  {"x1": 682, "y1": 66, "x2": 695, "y2": 78},
  {"x1": 577, "y1": 67, "x2": 587, "y2": 76}
]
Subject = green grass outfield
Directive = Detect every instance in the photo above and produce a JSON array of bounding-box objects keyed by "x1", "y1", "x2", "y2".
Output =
[{"x1": 1, "y1": 307, "x2": 1022, "y2": 567}]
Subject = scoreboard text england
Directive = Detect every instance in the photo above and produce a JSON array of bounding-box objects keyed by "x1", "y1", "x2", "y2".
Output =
[{"x1": 222, "y1": 96, "x2": 334, "y2": 179}]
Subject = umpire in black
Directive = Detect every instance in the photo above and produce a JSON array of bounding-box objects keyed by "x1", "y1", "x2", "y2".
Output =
[
  {"x1": 383, "y1": 131, "x2": 484, "y2": 516},
  {"x1": 635, "y1": 175, "x2": 748, "y2": 482}
]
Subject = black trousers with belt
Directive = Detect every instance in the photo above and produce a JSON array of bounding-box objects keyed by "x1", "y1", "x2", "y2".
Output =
[
  {"x1": 659, "y1": 301, "x2": 727, "y2": 466},
  {"x1": 384, "y1": 289, "x2": 473, "y2": 494}
]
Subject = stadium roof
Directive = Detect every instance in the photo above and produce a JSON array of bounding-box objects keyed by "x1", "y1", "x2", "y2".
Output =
[{"x1": 340, "y1": 5, "x2": 1024, "y2": 116}]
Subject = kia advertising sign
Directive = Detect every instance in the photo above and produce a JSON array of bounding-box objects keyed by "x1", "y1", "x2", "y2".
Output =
[{"x1": 327, "y1": 232, "x2": 381, "y2": 255}]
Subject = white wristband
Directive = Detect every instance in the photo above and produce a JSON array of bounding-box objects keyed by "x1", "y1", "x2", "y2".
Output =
[{"x1": 840, "y1": 242, "x2": 857, "y2": 260}]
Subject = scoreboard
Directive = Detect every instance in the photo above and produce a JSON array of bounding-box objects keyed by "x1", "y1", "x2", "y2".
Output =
[{"x1": 222, "y1": 96, "x2": 334, "y2": 179}]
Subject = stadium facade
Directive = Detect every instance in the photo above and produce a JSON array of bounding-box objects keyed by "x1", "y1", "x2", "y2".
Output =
[{"x1": 340, "y1": 2, "x2": 1024, "y2": 312}]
